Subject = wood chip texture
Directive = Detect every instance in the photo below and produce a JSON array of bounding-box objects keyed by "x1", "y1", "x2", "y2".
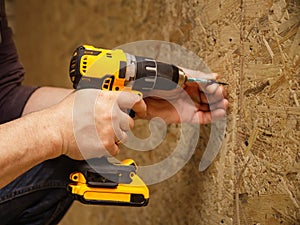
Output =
[{"x1": 11, "y1": 0, "x2": 300, "y2": 224}]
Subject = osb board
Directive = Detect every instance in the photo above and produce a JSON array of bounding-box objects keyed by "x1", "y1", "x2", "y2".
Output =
[{"x1": 12, "y1": 0, "x2": 300, "y2": 224}]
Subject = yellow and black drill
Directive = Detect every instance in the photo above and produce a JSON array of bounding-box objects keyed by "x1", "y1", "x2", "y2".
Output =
[{"x1": 67, "y1": 45, "x2": 227, "y2": 207}]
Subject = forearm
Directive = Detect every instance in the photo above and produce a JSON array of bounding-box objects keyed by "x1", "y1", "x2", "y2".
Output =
[
  {"x1": 0, "y1": 86, "x2": 72, "y2": 188},
  {"x1": 0, "y1": 108, "x2": 61, "y2": 188},
  {"x1": 0, "y1": 0, "x2": 74, "y2": 188},
  {"x1": 23, "y1": 87, "x2": 73, "y2": 115},
  {"x1": 0, "y1": 87, "x2": 147, "y2": 188}
]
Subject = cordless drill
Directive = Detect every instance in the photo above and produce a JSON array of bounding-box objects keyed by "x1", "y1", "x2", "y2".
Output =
[
  {"x1": 69, "y1": 45, "x2": 190, "y2": 95},
  {"x1": 67, "y1": 45, "x2": 188, "y2": 207},
  {"x1": 67, "y1": 45, "x2": 226, "y2": 207}
]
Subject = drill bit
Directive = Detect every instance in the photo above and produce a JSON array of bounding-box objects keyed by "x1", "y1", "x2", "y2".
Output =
[{"x1": 187, "y1": 77, "x2": 229, "y2": 85}]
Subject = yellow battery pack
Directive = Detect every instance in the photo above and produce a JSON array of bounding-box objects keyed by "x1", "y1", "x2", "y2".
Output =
[{"x1": 68, "y1": 158, "x2": 149, "y2": 207}]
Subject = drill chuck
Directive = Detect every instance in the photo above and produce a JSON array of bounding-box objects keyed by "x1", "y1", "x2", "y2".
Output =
[{"x1": 132, "y1": 56, "x2": 182, "y2": 91}]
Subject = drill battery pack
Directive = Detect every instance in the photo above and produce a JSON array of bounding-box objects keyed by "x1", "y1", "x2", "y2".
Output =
[{"x1": 68, "y1": 157, "x2": 149, "y2": 207}]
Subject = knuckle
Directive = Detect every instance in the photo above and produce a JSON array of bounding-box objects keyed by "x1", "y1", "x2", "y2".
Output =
[
  {"x1": 101, "y1": 139, "x2": 110, "y2": 148},
  {"x1": 110, "y1": 112, "x2": 119, "y2": 121},
  {"x1": 103, "y1": 126, "x2": 115, "y2": 137},
  {"x1": 99, "y1": 111, "x2": 114, "y2": 123},
  {"x1": 121, "y1": 133, "x2": 128, "y2": 142},
  {"x1": 110, "y1": 147, "x2": 120, "y2": 156},
  {"x1": 102, "y1": 139, "x2": 114, "y2": 150}
]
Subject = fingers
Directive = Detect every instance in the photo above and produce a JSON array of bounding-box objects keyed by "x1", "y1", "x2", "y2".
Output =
[
  {"x1": 183, "y1": 68, "x2": 224, "y2": 95},
  {"x1": 117, "y1": 92, "x2": 147, "y2": 118},
  {"x1": 196, "y1": 98, "x2": 228, "y2": 112},
  {"x1": 94, "y1": 91, "x2": 142, "y2": 157},
  {"x1": 107, "y1": 92, "x2": 145, "y2": 155},
  {"x1": 115, "y1": 106, "x2": 134, "y2": 130},
  {"x1": 130, "y1": 97, "x2": 147, "y2": 119},
  {"x1": 199, "y1": 86, "x2": 227, "y2": 104},
  {"x1": 203, "y1": 83, "x2": 220, "y2": 94},
  {"x1": 194, "y1": 108, "x2": 227, "y2": 124},
  {"x1": 183, "y1": 68, "x2": 219, "y2": 93},
  {"x1": 104, "y1": 139, "x2": 120, "y2": 157},
  {"x1": 69, "y1": 90, "x2": 145, "y2": 160},
  {"x1": 109, "y1": 112, "x2": 132, "y2": 156},
  {"x1": 186, "y1": 76, "x2": 228, "y2": 124},
  {"x1": 186, "y1": 80, "x2": 227, "y2": 111},
  {"x1": 117, "y1": 92, "x2": 141, "y2": 108},
  {"x1": 100, "y1": 125, "x2": 126, "y2": 157},
  {"x1": 114, "y1": 129, "x2": 128, "y2": 145},
  {"x1": 192, "y1": 98, "x2": 228, "y2": 124}
]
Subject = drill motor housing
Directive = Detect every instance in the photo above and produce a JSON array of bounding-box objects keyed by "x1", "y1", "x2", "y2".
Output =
[{"x1": 69, "y1": 45, "x2": 184, "y2": 93}]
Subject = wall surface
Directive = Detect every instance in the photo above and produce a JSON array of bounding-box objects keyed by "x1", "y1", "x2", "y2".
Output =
[{"x1": 12, "y1": 0, "x2": 300, "y2": 224}]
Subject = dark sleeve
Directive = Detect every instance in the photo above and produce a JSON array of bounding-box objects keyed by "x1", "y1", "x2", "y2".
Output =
[{"x1": 0, "y1": 0, "x2": 38, "y2": 124}]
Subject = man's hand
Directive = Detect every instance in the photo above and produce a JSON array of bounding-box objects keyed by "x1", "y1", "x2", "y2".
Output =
[
  {"x1": 50, "y1": 90, "x2": 147, "y2": 160},
  {"x1": 143, "y1": 69, "x2": 228, "y2": 124},
  {"x1": 0, "y1": 88, "x2": 147, "y2": 188}
]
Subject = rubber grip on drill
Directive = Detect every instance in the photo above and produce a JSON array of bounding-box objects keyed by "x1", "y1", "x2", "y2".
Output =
[{"x1": 128, "y1": 109, "x2": 136, "y2": 118}]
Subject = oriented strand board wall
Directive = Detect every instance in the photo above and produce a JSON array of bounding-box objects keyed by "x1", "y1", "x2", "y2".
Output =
[{"x1": 13, "y1": 0, "x2": 300, "y2": 224}]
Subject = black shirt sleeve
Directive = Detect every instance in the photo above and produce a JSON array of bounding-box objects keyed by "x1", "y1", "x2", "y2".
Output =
[{"x1": 0, "y1": 0, "x2": 38, "y2": 124}]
